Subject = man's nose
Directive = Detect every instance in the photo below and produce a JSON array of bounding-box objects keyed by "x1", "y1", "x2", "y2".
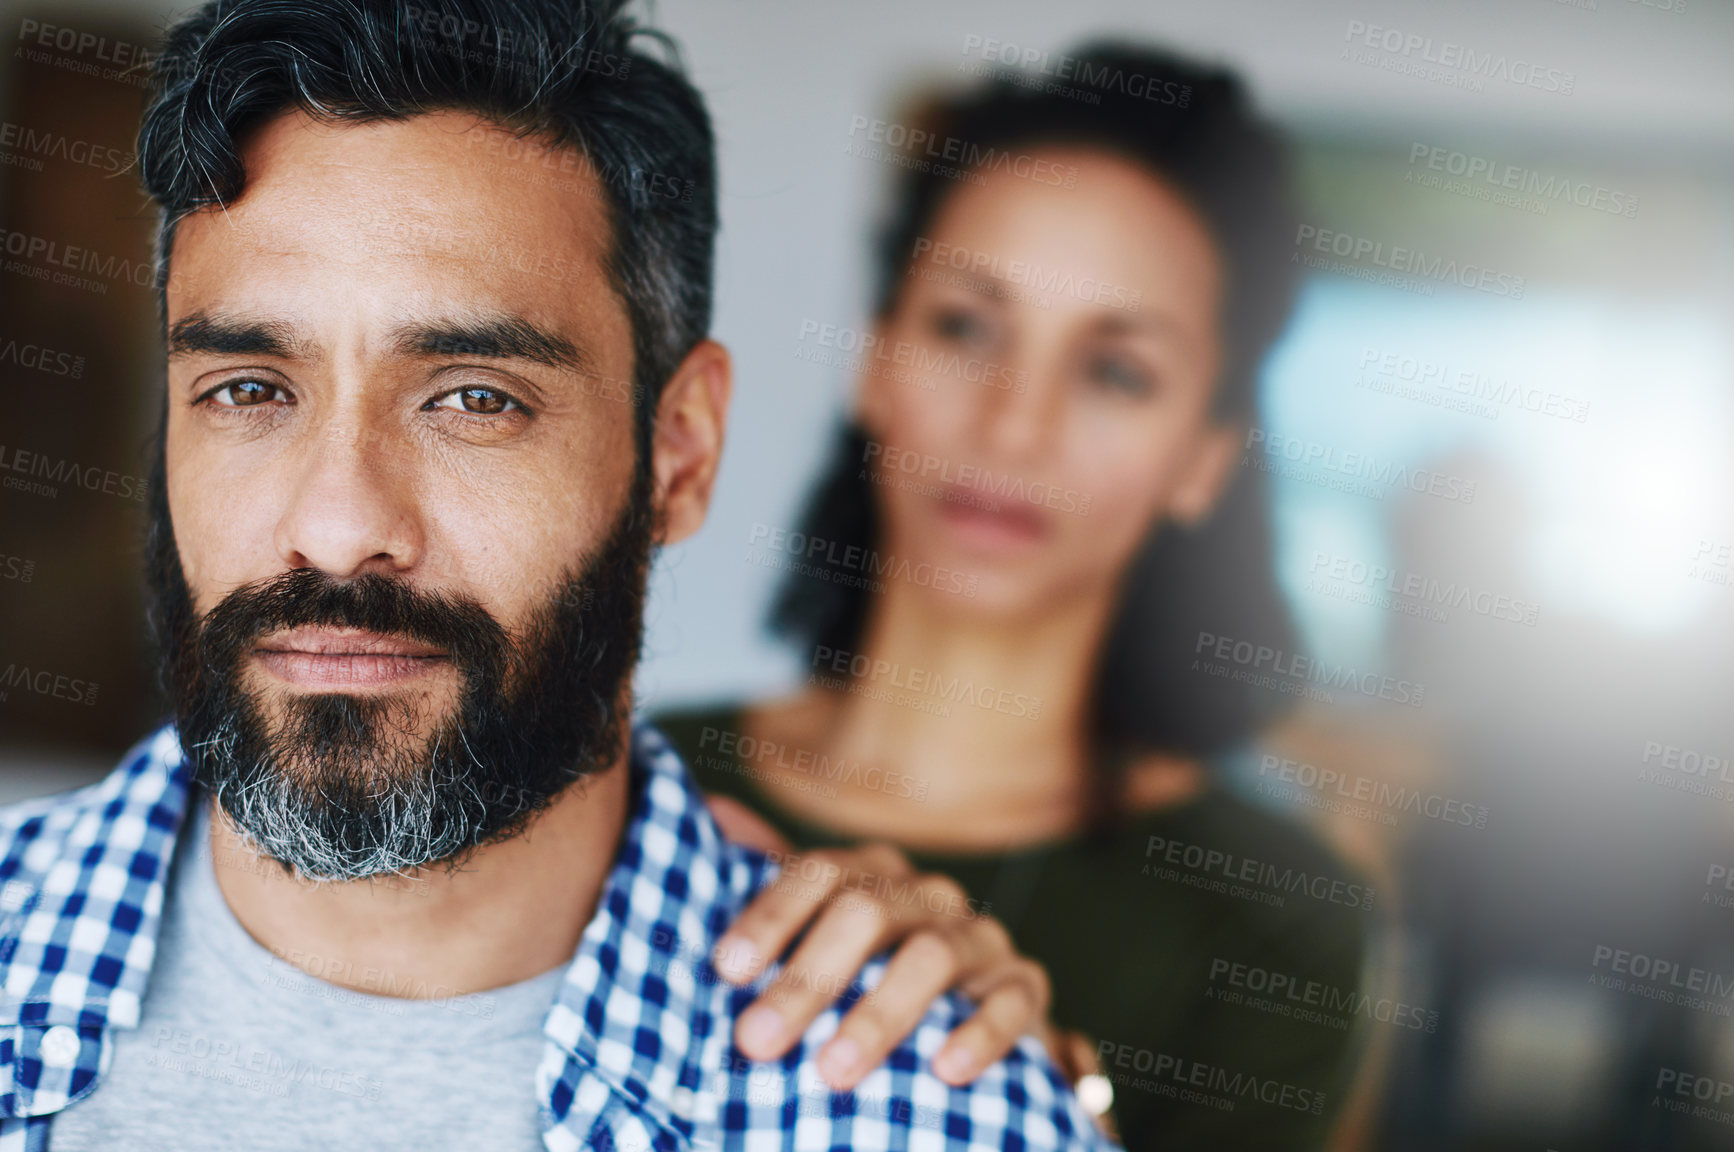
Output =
[{"x1": 272, "y1": 422, "x2": 424, "y2": 578}]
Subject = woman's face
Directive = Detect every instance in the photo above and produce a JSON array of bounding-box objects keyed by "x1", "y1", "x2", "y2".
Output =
[{"x1": 858, "y1": 147, "x2": 1237, "y2": 618}]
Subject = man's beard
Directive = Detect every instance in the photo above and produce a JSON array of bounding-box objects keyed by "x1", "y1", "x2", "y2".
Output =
[{"x1": 145, "y1": 463, "x2": 655, "y2": 882}]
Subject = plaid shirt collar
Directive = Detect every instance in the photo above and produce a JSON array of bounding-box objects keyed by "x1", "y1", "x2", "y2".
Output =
[
  {"x1": 0, "y1": 721, "x2": 745, "y2": 1147},
  {"x1": 0, "y1": 723, "x2": 1113, "y2": 1152},
  {"x1": 0, "y1": 725, "x2": 188, "y2": 1117}
]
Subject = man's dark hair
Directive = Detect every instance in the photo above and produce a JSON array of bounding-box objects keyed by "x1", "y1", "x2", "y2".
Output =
[
  {"x1": 136, "y1": 0, "x2": 718, "y2": 454},
  {"x1": 771, "y1": 43, "x2": 1303, "y2": 769}
]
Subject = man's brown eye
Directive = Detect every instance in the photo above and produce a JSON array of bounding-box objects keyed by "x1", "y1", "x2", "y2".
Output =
[
  {"x1": 215, "y1": 380, "x2": 279, "y2": 407},
  {"x1": 434, "y1": 387, "x2": 519, "y2": 416},
  {"x1": 461, "y1": 388, "x2": 506, "y2": 414}
]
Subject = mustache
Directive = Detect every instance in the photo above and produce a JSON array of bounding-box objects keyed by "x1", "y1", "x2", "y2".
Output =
[{"x1": 195, "y1": 568, "x2": 511, "y2": 682}]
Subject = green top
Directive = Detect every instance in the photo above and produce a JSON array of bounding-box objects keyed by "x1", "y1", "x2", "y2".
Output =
[{"x1": 654, "y1": 704, "x2": 1371, "y2": 1151}]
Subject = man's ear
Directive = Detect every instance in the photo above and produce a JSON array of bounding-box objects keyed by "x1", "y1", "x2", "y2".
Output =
[
  {"x1": 1168, "y1": 419, "x2": 1243, "y2": 527},
  {"x1": 650, "y1": 338, "x2": 733, "y2": 545}
]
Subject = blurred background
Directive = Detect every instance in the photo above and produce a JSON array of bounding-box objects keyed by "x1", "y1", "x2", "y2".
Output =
[{"x1": 1, "y1": 0, "x2": 1730, "y2": 1148}]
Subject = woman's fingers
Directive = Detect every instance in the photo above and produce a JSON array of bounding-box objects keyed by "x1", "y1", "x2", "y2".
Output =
[
  {"x1": 716, "y1": 842, "x2": 1054, "y2": 1093},
  {"x1": 734, "y1": 885, "x2": 889, "y2": 1062},
  {"x1": 815, "y1": 923, "x2": 976, "y2": 1089},
  {"x1": 723, "y1": 844, "x2": 915, "y2": 1053},
  {"x1": 714, "y1": 844, "x2": 900, "y2": 983},
  {"x1": 930, "y1": 956, "x2": 1050, "y2": 1086}
]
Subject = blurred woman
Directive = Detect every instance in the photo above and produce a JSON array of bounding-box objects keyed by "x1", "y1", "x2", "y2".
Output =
[{"x1": 661, "y1": 44, "x2": 1367, "y2": 1148}]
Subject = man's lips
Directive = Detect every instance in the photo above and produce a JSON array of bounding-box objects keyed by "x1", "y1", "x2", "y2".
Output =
[
  {"x1": 256, "y1": 627, "x2": 447, "y2": 658},
  {"x1": 253, "y1": 627, "x2": 449, "y2": 688}
]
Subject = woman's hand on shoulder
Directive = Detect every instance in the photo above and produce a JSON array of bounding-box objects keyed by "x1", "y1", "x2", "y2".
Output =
[{"x1": 706, "y1": 795, "x2": 1051, "y2": 1092}]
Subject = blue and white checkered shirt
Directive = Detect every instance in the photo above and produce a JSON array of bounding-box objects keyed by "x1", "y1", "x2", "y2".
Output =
[{"x1": 0, "y1": 723, "x2": 1117, "y2": 1150}]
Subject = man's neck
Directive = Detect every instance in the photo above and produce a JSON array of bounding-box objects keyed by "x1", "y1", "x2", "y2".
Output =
[{"x1": 207, "y1": 753, "x2": 631, "y2": 999}]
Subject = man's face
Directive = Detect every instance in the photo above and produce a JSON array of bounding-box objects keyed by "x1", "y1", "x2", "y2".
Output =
[{"x1": 153, "y1": 109, "x2": 655, "y2": 880}]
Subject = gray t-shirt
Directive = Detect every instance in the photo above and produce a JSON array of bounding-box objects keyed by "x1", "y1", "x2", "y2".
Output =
[{"x1": 52, "y1": 797, "x2": 568, "y2": 1150}]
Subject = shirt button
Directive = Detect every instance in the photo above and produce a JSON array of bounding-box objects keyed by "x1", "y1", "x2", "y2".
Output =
[{"x1": 39, "y1": 1025, "x2": 81, "y2": 1069}]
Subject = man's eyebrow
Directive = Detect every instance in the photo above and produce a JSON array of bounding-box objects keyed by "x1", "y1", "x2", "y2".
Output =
[
  {"x1": 391, "y1": 314, "x2": 594, "y2": 374},
  {"x1": 167, "y1": 313, "x2": 312, "y2": 359}
]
